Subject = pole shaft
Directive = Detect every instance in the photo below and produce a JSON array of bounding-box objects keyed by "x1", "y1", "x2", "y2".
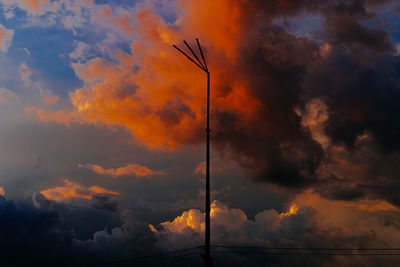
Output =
[{"x1": 205, "y1": 71, "x2": 211, "y2": 266}]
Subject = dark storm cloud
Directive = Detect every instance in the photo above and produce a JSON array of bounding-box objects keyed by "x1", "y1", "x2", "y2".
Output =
[
  {"x1": 325, "y1": 14, "x2": 394, "y2": 52},
  {"x1": 255, "y1": 0, "x2": 376, "y2": 18},
  {"x1": 304, "y1": 48, "x2": 400, "y2": 204},
  {"x1": 32, "y1": 192, "x2": 54, "y2": 210},
  {"x1": 92, "y1": 194, "x2": 119, "y2": 212},
  {"x1": 305, "y1": 49, "x2": 400, "y2": 150},
  {"x1": 0, "y1": 194, "x2": 159, "y2": 266},
  {"x1": 0, "y1": 195, "x2": 75, "y2": 266},
  {"x1": 208, "y1": 0, "x2": 400, "y2": 206},
  {"x1": 213, "y1": 26, "x2": 323, "y2": 187}
]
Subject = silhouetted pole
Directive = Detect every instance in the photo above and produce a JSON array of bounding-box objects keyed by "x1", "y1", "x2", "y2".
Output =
[
  {"x1": 205, "y1": 69, "x2": 211, "y2": 266},
  {"x1": 173, "y1": 39, "x2": 211, "y2": 267}
]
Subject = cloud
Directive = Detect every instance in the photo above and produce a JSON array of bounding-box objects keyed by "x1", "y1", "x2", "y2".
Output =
[
  {"x1": 0, "y1": 195, "x2": 76, "y2": 265},
  {"x1": 39, "y1": 89, "x2": 59, "y2": 105},
  {"x1": 154, "y1": 200, "x2": 303, "y2": 249},
  {"x1": 78, "y1": 163, "x2": 165, "y2": 178},
  {"x1": 325, "y1": 12, "x2": 394, "y2": 52},
  {"x1": 26, "y1": 0, "x2": 400, "y2": 206},
  {"x1": 1, "y1": 0, "x2": 59, "y2": 16},
  {"x1": 296, "y1": 96, "x2": 400, "y2": 206},
  {"x1": 77, "y1": 209, "x2": 157, "y2": 264},
  {"x1": 1, "y1": 1, "x2": 400, "y2": 265},
  {"x1": 0, "y1": 24, "x2": 14, "y2": 52},
  {"x1": 40, "y1": 179, "x2": 120, "y2": 202},
  {"x1": 91, "y1": 194, "x2": 118, "y2": 212},
  {"x1": 0, "y1": 191, "x2": 398, "y2": 266},
  {"x1": 24, "y1": 0, "x2": 323, "y2": 184},
  {"x1": 150, "y1": 191, "x2": 400, "y2": 265},
  {"x1": 41, "y1": 95, "x2": 59, "y2": 105},
  {"x1": 32, "y1": 192, "x2": 53, "y2": 210},
  {"x1": 68, "y1": 41, "x2": 90, "y2": 61},
  {"x1": 19, "y1": 62, "x2": 33, "y2": 86},
  {"x1": 0, "y1": 194, "x2": 157, "y2": 265},
  {"x1": 194, "y1": 158, "x2": 234, "y2": 176},
  {"x1": 0, "y1": 0, "x2": 140, "y2": 39},
  {"x1": 198, "y1": 185, "x2": 231, "y2": 199},
  {"x1": 158, "y1": 191, "x2": 399, "y2": 244},
  {"x1": 0, "y1": 88, "x2": 16, "y2": 104}
]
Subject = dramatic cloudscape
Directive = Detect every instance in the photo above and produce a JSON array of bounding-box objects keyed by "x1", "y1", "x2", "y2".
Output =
[{"x1": 1, "y1": 0, "x2": 400, "y2": 266}]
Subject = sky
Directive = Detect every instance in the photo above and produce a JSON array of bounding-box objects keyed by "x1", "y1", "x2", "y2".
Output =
[{"x1": 1, "y1": 0, "x2": 400, "y2": 266}]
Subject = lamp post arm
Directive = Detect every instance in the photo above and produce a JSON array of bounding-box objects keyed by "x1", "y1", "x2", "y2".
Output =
[
  {"x1": 172, "y1": 45, "x2": 206, "y2": 71},
  {"x1": 184, "y1": 40, "x2": 206, "y2": 69},
  {"x1": 196, "y1": 38, "x2": 208, "y2": 71}
]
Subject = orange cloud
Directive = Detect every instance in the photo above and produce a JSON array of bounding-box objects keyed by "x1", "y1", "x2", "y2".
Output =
[
  {"x1": 319, "y1": 42, "x2": 332, "y2": 58},
  {"x1": 78, "y1": 163, "x2": 165, "y2": 177},
  {"x1": 175, "y1": 0, "x2": 259, "y2": 59},
  {"x1": 156, "y1": 200, "x2": 300, "y2": 246},
  {"x1": 88, "y1": 185, "x2": 120, "y2": 195},
  {"x1": 40, "y1": 179, "x2": 120, "y2": 202},
  {"x1": 2, "y1": 0, "x2": 58, "y2": 16},
  {"x1": 41, "y1": 96, "x2": 59, "y2": 105},
  {"x1": 297, "y1": 98, "x2": 330, "y2": 148},
  {"x1": 113, "y1": 12, "x2": 134, "y2": 34},
  {"x1": 20, "y1": 0, "x2": 46, "y2": 10},
  {"x1": 293, "y1": 189, "x2": 399, "y2": 213},
  {"x1": 154, "y1": 193, "x2": 400, "y2": 253},
  {"x1": 27, "y1": 0, "x2": 262, "y2": 150},
  {"x1": 160, "y1": 208, "x2": 204, "y2": 233},
  {"x1": 40, "y1": 89, "x2": 59, "y2": 105},
  {"x1": 280, "y1": 203, "x2": 300, "y2": 217},
  {"x1": 158, "y1": 192, "x2": 400, "y2": 237}
]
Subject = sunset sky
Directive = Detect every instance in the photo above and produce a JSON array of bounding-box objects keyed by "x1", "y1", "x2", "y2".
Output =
[{"x1": 1, "y1": 0, "x2": 400, "y2": 266}]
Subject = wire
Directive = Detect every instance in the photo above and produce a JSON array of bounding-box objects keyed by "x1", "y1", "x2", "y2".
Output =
[
  {"x1": 88, "y1": 244, "x2": 400, "y2": 266},
  {"x1": 87, "y1": 246, "x2": 203, "y2": 266},
  {"x1": 211, "y1": 245, "x2": 400, "y2": 256},
  {"x1": 211, "y1": 250, "x2": 400, "y2": 256},
  {"x1": 212, "y1": 245, "x2": 400, "y2": 251},
  {"x1": 142, "y1": 252, "x2": 202, "y2": 266}
]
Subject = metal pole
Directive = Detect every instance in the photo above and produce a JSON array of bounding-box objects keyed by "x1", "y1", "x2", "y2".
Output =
[
  {"x1": 172, "y1": 39, "x2": 211, "y2": 266},
  {"x1": 205, "y1": 70, "x2": 211, "y2": 266}
]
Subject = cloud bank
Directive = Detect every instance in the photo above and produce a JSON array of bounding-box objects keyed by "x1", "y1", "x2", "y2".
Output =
[
  {"x1": 25, "y1": 0, "x2": 400, "y2": 209},
  {"x1": 0, "y1": 189, "x2": 398, "y2": 266}
]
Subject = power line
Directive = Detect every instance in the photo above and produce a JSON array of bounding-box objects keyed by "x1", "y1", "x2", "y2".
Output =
[
  {"x1": 142, "y1": 252, "x2": 202, "y2": 266},
  {"x1": 211, "y1": 245, "x2": 400, "y2": 256},
  {"x1": 88, "y1": 244, "x2": 400, "y2": 266},
  {"x1": 211, "y1": 250, "x2": 400, "y2": 256},
  {"x1": 212, "y1": 245, "x2": 400, "y2": 251},
  {"x1": 87, "y1": 246, "x2": 203, "y2": 266}
]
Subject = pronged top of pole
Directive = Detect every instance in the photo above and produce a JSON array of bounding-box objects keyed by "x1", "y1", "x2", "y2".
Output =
[{"x1": 173, "y1": 38, "x2": 208, "y2": 73}]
